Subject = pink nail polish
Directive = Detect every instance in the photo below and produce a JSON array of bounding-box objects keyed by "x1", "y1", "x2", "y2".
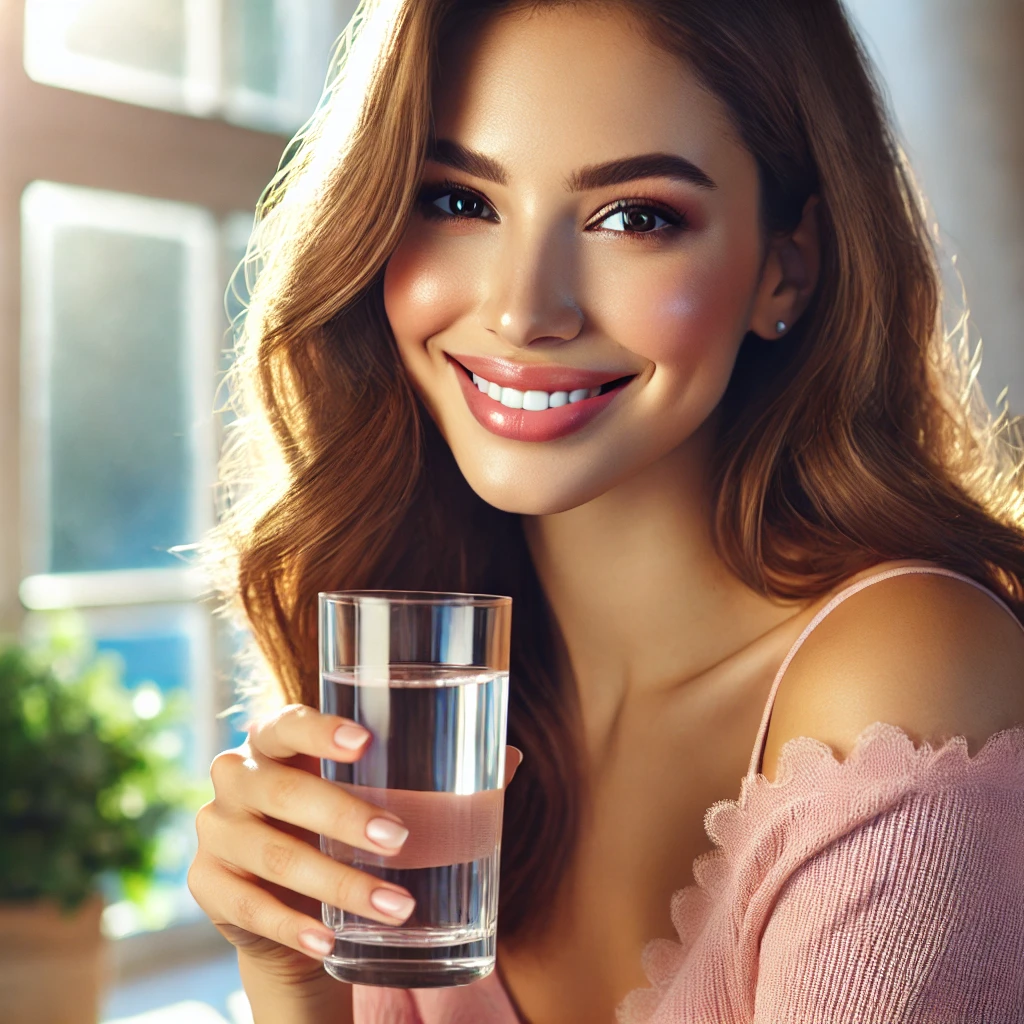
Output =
[
  {"x1": 299, "y1": 930, "x2": 334, "y2": 956},
  {"x1": 334, "y1": 724, "x2": 370, "y2": 750},
  {"x1": 370, "y1": 889, "x2": 415, "y2": 919},
  {"x1": 365, "y1": 817, "x2": 409, "y2": 849}
]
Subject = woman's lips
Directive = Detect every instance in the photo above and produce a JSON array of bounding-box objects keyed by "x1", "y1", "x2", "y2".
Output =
[
  {"x1": 453, "y1": 353, "x2": 624, "y2": 392},
  {"x1": 448, "y1": 355, "x2": 633, "y2": 442}
]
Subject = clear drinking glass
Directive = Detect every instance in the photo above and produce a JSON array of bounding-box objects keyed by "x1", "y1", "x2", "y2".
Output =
[{"x1": 318, "y1": 590, "x2": 512, "y2": 988}]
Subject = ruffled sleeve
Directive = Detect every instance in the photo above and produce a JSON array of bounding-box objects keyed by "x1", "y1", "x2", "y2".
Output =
[
  {"x1": 754, "y1": 775, "x2": 1024, "y2": 1020},
  {"x1": 617, "y1": 722, "x2": 1024, "y2": 1024}
]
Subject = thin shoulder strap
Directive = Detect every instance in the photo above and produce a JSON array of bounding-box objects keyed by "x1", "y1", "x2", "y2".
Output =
[{"x1": 747, "y1": 565, "x2": 1024, "y2": 779}]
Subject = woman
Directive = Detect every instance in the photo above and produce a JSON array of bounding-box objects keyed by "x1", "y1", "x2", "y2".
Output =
[{"x1": 188, "y1": 0, "x2": 1024, "y2": 1021}]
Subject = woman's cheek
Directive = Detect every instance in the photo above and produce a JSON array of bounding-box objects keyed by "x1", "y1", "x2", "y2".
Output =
[
  {"x1": 383, "y1": 235, "x2": 470, "y2": 358},
  {"x1": 594, "y1": 256, "x2": 749, "y2": 372}
]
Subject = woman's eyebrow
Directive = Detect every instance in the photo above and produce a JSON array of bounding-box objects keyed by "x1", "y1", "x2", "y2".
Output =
[{"x1": 426, "y1": 138, "x2": 718, "y2": 191}]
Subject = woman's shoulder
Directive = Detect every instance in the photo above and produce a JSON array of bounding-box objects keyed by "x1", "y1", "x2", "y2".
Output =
[{"x1": 759, "y1": 559, "x2": 1024, "y2": 785}]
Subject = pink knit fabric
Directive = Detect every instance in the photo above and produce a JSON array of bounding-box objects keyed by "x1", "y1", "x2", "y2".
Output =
[{"x1": 353, "y1": 567, "x2": 1024, "y2": 1023}]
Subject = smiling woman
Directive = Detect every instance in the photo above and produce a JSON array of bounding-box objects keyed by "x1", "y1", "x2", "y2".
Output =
[{"x1": 189, "y1": 1, "x2": 1024, "y2": 1023}]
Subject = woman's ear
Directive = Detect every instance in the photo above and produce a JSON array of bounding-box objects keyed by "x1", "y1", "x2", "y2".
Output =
[{"x1": 748, "y1": 195, "x2": 821, "y2": 340}]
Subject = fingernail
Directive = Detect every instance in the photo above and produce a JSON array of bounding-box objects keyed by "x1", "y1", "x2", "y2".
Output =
[
  {"x1": 365, "y1": 817, "x2": 409, "y2": 849},
  {"x1": 299, "y1": 930, "x2": 334, "y2": 956},
  {"x1": 370, "y1": 889, "x2": 415, "y2": 919},
  {"x1": 334, "y1": 724, "x2": 370, "y2": 750}
]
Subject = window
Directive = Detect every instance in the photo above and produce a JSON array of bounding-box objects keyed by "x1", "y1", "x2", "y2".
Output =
[
  {"x1": 23, "y1": 0, "x2": 344, "y2": 134},
  {"x1": 4, "y1": 0, "x2": 359, "y2": 942},
  {"x1": 20, "y1": 183, "x2": 219, "y2": 581},
  {"x1": 18, "y1": 181, "x2": 254, "y2": 936}
]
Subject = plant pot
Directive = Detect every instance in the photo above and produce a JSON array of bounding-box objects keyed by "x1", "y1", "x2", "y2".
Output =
[{"x1": 0, "y1": 893, "x2": 110, "y2": 1024}]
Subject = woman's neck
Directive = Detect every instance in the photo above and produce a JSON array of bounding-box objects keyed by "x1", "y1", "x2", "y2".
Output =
[{"x1": 522, "y1": 414, "x2": 801, "y2": 739}]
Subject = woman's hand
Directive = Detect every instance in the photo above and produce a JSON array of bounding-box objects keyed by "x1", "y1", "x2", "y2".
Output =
[
  {"x1": 187, "y1": 703, "x2": 523, "y2": 995},
  {"x1": 188, "y1": 703, "x2": 417, "y2": 989}
]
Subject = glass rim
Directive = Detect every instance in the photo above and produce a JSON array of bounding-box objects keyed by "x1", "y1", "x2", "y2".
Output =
[{"x1": 318, "y1": 589, "x2": 511, "y2": 607}]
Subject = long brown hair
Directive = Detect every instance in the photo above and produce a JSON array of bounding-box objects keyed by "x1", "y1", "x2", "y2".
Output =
[{"x1": 207, "y1": 0, "x2": 1024, "y2": 944}]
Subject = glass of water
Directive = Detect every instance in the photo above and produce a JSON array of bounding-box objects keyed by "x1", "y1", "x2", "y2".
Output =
[{"x1": 318, "y1": 590, "x2": 512, "y2": 989}]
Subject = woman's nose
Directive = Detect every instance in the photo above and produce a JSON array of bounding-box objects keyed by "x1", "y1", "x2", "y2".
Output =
[{"x1": 476, "y1": 225, "x2": 584, "y2": 349}]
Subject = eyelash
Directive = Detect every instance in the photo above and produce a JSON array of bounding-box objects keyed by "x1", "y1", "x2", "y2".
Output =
[{"x1": 415, "y1": 178, "x2": 688, "y2": 241}]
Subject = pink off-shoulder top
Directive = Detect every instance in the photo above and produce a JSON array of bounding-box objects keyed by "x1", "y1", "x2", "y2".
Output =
[{"x1": 353, "y1": 566, "x2": 1024, "y2": 1023}]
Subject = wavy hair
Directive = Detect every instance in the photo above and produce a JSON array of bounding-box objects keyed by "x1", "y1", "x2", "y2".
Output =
[{"x1": 206, "y1": 0, "x2": 1024, "y2": 944}]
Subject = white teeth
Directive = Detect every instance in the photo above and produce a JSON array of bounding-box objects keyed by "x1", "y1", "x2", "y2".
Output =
[{"x1": 467, "y1": 370, "x2": 613, "y2": 409}]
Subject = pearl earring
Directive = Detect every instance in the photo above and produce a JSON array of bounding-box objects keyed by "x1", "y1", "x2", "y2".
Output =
[{"x1": 775, "y1": 320, "x2": 787, "y2": 334}]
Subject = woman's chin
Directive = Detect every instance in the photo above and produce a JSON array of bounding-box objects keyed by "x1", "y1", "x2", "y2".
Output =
[
  {"x1": 479, "y1": 492, "x2": 587, "y2": 516},
  {"x1": 454, "y1": 459, "x2": 615, "y2": 517}
]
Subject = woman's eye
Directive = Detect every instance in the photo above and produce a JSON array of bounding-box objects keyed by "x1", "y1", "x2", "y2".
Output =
[
  {"x1": 593, "y1": 204, "x2": 681, "y2": 235},
  {"x1": 420, "y1": 186, "x2": 496, "y2": 222}
]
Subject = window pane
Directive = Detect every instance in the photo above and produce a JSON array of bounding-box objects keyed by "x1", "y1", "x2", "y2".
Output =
[
  {"x1": 50, "y1": 230, "x2": 188, "y2": 573},
  {"x1": 86, "y1": 605, "x2": 211, "y2": 934},
  {"x1": 24, "y1": 0, "x2": 358, "y2": 129},
  {"x1": 21, "y1": 182, "x2": 218, "y2": 577},
  {"x1": 23, "y1": 0, "x2": 216, "y2": 116},
  {"x1": 217, "y1": 212, "x2": 254, "y2": 440},
  {"x1": 61, "y1": 0, "x2": 186, "y2": 77},
  {"x1": 222, "y1": 0, "x2": 360, "y2": 133},
  {"x1": 96, "y1": 630, "x2": 195, "y2": 765},
  {"x1": 224, "y1": 0, "x2": 281, "y2": 98},
  {"x1": 223, "y1": 212, "x2": 254, "y2": 338},
  {"x1": 214, "y1": 618, "x2": 253, "y2": 753}
]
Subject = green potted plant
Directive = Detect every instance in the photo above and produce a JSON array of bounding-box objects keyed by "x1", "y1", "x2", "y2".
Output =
[{"x1": 0, "y1": 624, "x2": 202, "y2": 1024}]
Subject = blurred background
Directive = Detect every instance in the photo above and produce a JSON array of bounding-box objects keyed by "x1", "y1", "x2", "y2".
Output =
[{"x1": 0, "y1": 0, "x2": 1020, "y2": 1021}]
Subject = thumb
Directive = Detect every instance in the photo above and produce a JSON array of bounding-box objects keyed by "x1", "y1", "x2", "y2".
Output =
[{"x1": 503, "y1": 745, "x2": 524, "y2": 787}]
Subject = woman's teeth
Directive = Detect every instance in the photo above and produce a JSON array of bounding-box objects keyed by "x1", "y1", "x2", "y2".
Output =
[{"x1": 471, "y1": 373, "x2": 600, "y2": 411}]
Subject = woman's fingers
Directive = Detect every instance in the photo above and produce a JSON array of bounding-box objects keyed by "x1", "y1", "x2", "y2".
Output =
[
  {"x1": 505, "y1": 745, "x2": 524, "y2": 786},
  {"x1": 210, "y1": 747, "x2": 411, "y2": 857},
  {"x1": 188, "y1": 850, "x2": 339, "y2": 961},
  {"x1": 196, "y1": 805, "x2": 416, "y2": 927},
  {"x1": 195, "y1": 702, "x2": 516, "y2": 969},
  {"x1": 247, "y1": 703, "x2": 371, "y2": 762}
]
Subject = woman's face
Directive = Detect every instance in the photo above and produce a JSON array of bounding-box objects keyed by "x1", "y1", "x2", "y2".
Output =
[{"x1": 384, "y1": 4, "x2": 770, "y2": 515}]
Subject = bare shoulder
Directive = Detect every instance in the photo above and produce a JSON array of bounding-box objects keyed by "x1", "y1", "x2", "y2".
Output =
[{"x1": 760, "y1": 566, "x2": 1024, "y2": 784}]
